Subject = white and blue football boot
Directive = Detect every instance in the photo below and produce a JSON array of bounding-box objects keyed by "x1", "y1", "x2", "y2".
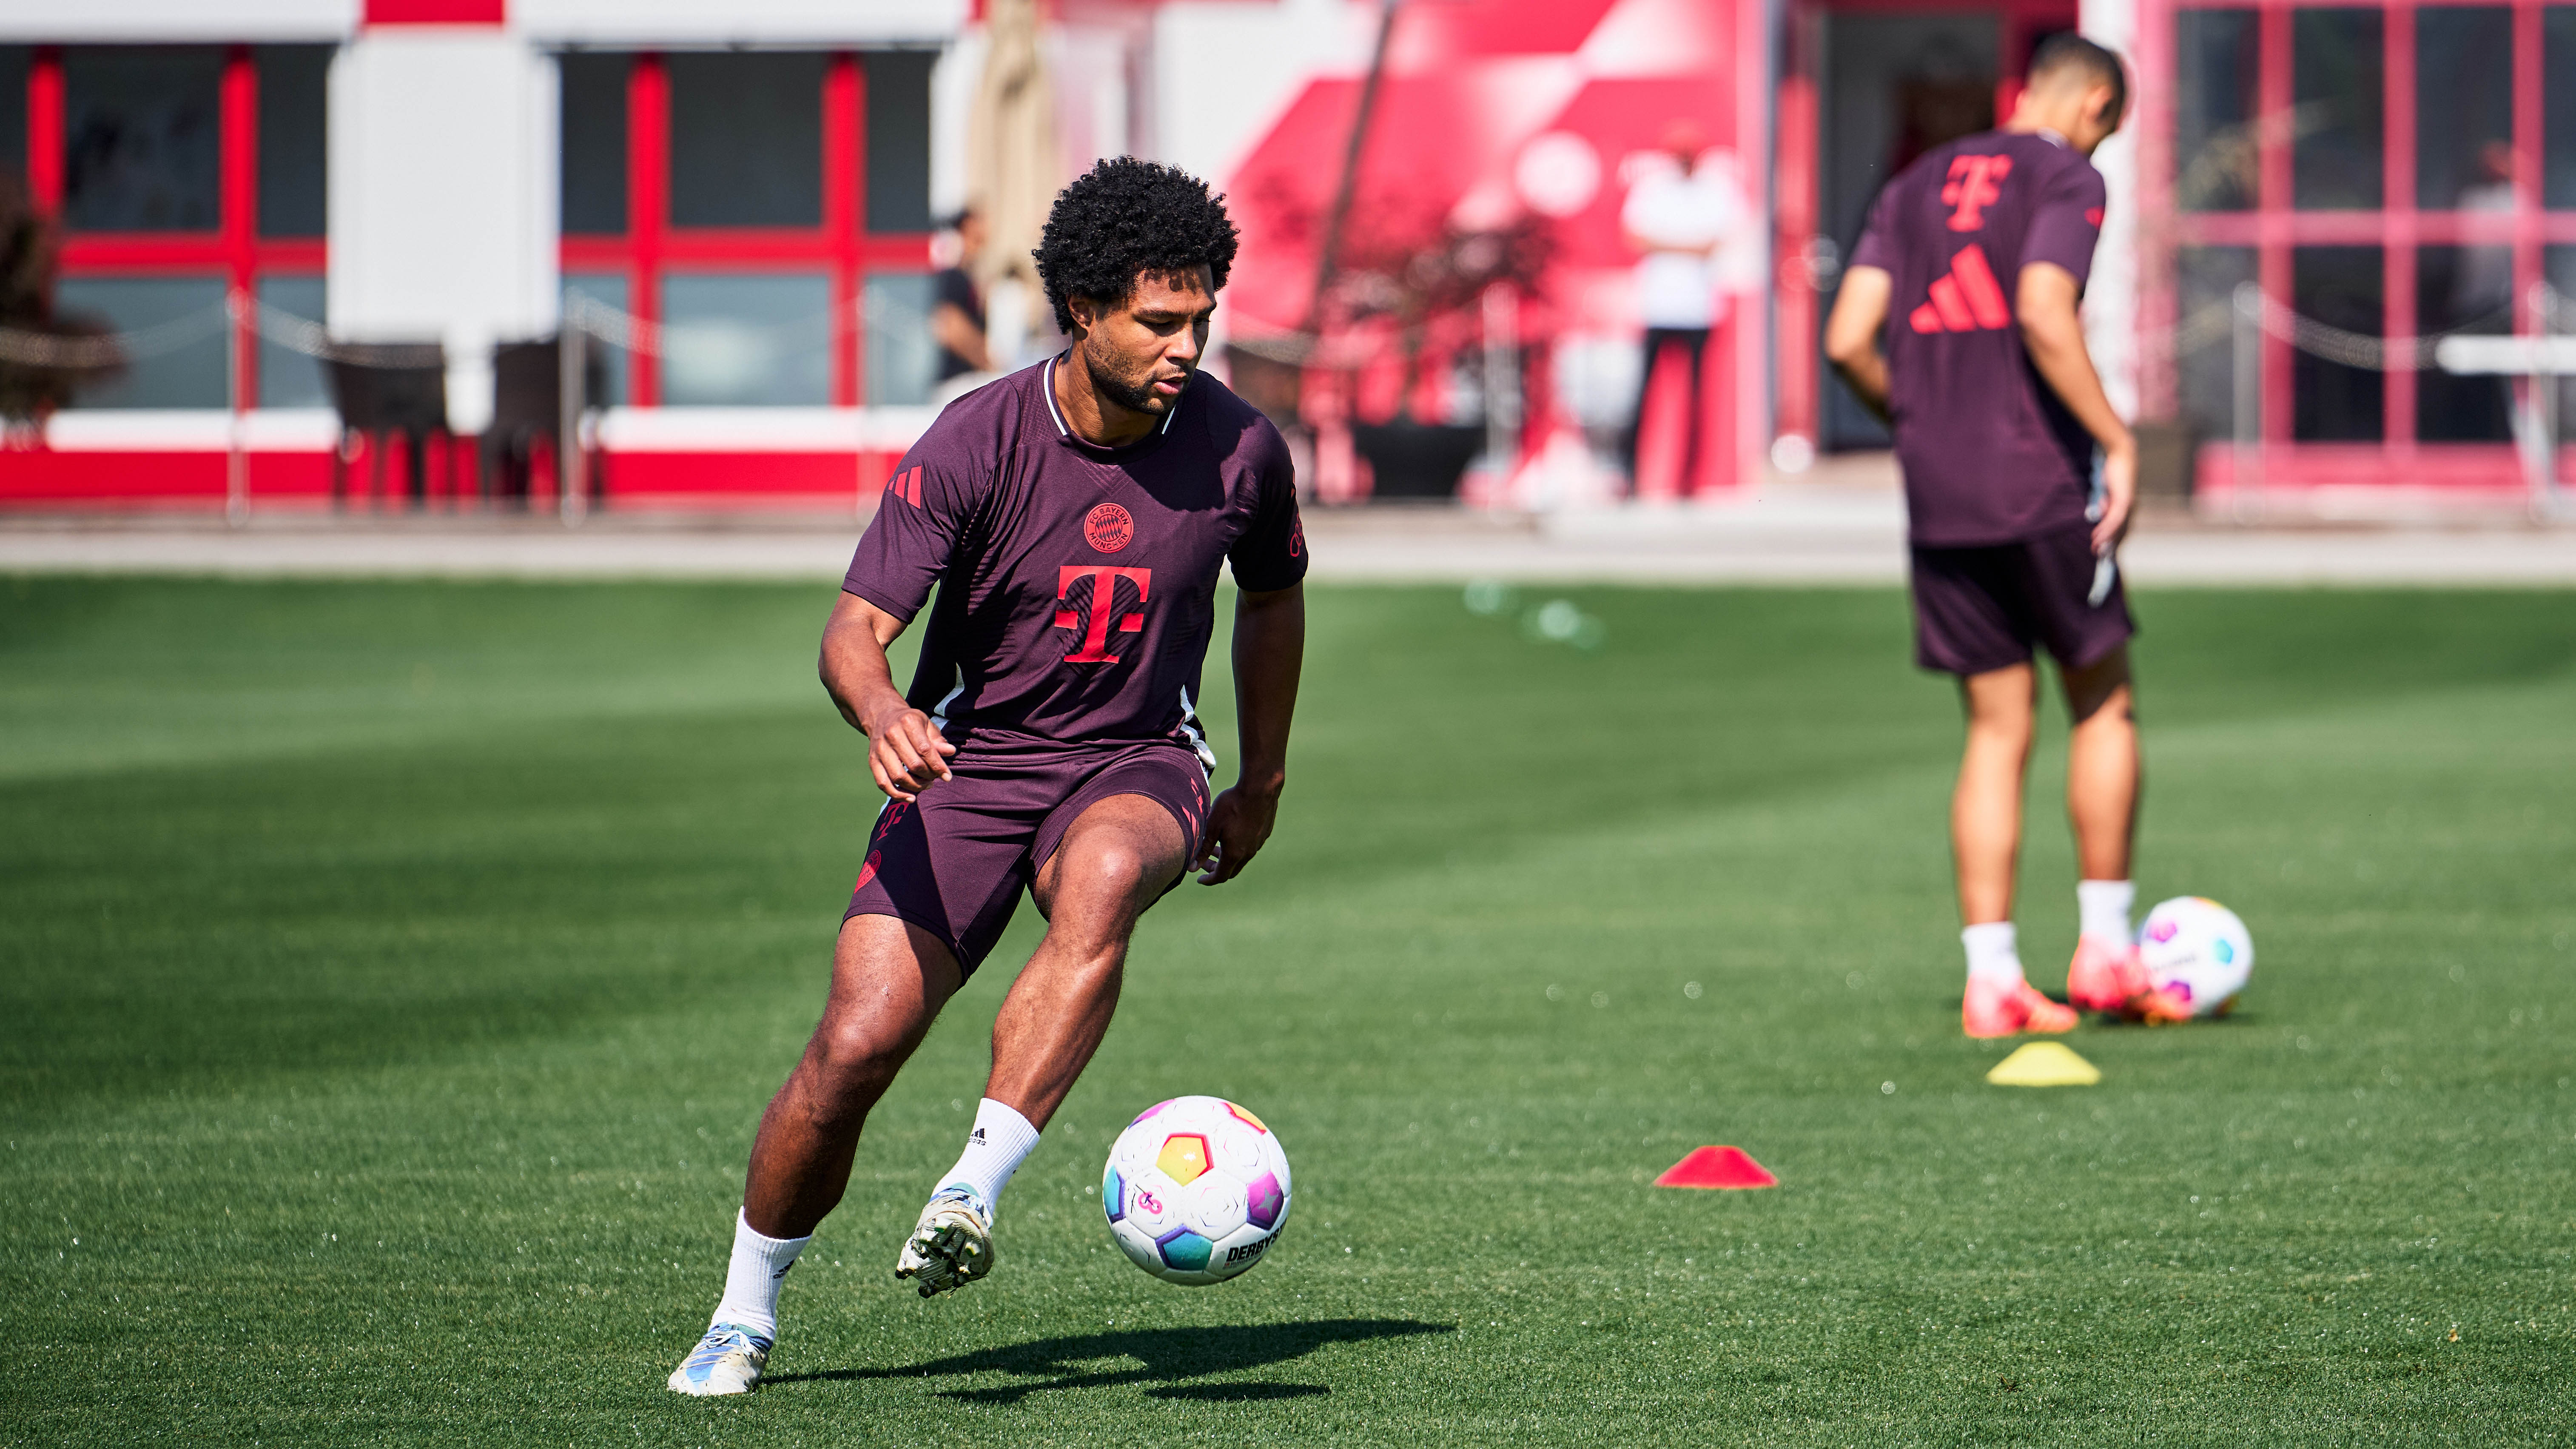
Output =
[
  {"x1": 667, "y1": 1322, "x2": 772, "y2": 1396},
  {"x1": 894, "y1": 1184, "x2": 995, "y2": 1297}
]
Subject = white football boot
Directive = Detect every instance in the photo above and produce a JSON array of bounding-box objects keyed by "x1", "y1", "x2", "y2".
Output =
[
  {"x1": 894, "y1": 1185, "x2": 996, "y2": 1297},
  {"x1": 667, "y1": 1323, "x2": 772, "y2": 1396}
]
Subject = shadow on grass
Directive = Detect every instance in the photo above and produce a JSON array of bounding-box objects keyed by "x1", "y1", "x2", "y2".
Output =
[
  {"x1": 1147, "y1": 1382, "x2": 1331, "y2": 1402},
  {"x1": 772, "y1": 1318, "x2": 1450, "y2": 1404}
]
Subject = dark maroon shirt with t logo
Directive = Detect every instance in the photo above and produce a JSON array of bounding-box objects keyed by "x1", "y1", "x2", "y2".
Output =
[
  {"x1": 843, "y1": 357, "x2": 1306, "y2": 755},
  {"x1": 1849, "y1": 129, "x2": 2107, "y2": 546}
]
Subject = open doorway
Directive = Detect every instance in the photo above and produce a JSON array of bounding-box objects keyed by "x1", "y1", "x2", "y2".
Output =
[{"x1": 1787, "y1": 1, "x2": 2075, "y2": 454}]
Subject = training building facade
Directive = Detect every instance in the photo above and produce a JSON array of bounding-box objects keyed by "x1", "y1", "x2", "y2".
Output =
[{"x1": 5, "y1": 0, "x2": 2570, "y2": 512}]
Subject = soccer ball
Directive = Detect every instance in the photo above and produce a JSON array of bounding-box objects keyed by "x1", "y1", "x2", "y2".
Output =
[
  {"x1": 1102, "y1": 1096, "x2": 1291, "y2": 1286},
  {"x1": 2136, "y1": 896, "x2": 2254, "y2": 1018}
]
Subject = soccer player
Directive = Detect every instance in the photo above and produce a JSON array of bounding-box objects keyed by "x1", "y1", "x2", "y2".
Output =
[
  {"x1": 669, "y1": 158, "x2": 1307, "y2": 1395},
  {"x1": 1824, "y1": 35, "x2": 2175, "y2": 1038}
]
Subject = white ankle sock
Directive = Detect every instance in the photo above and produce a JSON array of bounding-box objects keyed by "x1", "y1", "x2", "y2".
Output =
[
  {"x1": 1962, "y1": 922, "x2": 2024, "y2": 986},
  {"x1": 935, "y1": 1098, "x2": 1041, "y2": 1217},
  {"x1": 2078, "y1": 880, "x2": 2136, "y2": 946},
  {"x1": 711, "y1": 1208, "x2": 808, "y2": 1340}
]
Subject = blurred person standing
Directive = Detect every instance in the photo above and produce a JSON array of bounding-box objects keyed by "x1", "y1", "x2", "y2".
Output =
[
  {"x1": 1619, "y1": 121, "x2": 1745, "y2": 494},
  {"x1": 1824, "y1": 35, "x2": 2178, "y2": 1039},
  {"x1": 931, "y1": 207, "x2": 994, "y2": 403}
]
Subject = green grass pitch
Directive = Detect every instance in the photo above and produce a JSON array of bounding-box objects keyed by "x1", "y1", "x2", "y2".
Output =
[{"x1": 3, "y1": 575, "x2": 2573, "y2": 1446}]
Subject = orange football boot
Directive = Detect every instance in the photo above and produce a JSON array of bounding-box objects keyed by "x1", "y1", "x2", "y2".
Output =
[
  {"x1": 1962, "y1": 974, "x2": 2079, "y2": 1038},
  {"x1": 2131, "y1": 986, "x2": 2197, "y2": 1024},
  {"x1": 2065, "y1": 935, "x2": 2152, "y2": 1013}
]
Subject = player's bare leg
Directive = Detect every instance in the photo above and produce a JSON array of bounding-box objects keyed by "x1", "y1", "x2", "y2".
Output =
[
  {"x1": 1953, "y1": 663, "x2": 2035, "y2": 927},
  {"x1": 895, "y1": 791, "x2": 1190, "y2": 1295},
  {"x1": 670, "y1": 915, "x2": 958, "y2": 1394},
  {"x1": 2062, "y1": 646, "x2": 2138, "y2": 882},
  {"x1": 1954, "y1": 664, "x2": 2076, "y2": 1036},
  {"x1": 742, "y1": 915, "x2": 963, "y2": 1238},
  {"x1": 2060, "y1": 646, "x2": 2164, "y2": 1015},
  {"x1": 994, "y1": 793, "x2": 1190, "y2": 1122}
]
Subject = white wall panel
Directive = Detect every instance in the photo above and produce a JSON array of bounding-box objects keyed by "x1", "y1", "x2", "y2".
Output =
[
  {"x1": 1152, "y1": 0, "x2": 1373, "y2": 188},
  {"x1": 513, "y1": 0, "x2": 964, "y2": 47},
  {"x1": 330, "y1": 30, "x2": 556, "y2": 434},
  {"x1": 2080, "y1": 0, "x2": 2139, "y2": 421},
  {"x1": 0, "y1": 0, "x2": 356, "y2": 42}
]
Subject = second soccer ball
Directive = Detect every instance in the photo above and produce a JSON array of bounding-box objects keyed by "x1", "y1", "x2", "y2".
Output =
[
  {"x1": 1103, "y1": 1096, "x2": 1291, "y2": 1286},
  {"x1": 2137, "y1": 896, "x2": 2254, "y2": 1018}
]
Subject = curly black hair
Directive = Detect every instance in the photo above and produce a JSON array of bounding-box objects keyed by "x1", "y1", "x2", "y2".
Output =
[{"x1": 1032, "y1": 157, "x2": 1239, "y2": 333}]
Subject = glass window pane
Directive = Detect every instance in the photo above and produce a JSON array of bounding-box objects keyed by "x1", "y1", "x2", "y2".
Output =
[
  {"x1": 2175, "y1": 246, "x2": 2255, "y2": 444},
  {"x1": 65, "y1": 47, "x2": 225, "y2": 233},
  {"x1": 256, "y1": 275, "x2": 328, "y2": 408},
  {"x1": 865, "y1": 51, "x2": 934, "y2": 234},
  {"x1": 668, "y1": 53, "x2": 823, "y2": 229},
  {"x1": 256, "y1": 46, "x2": 328, "y2": 238},
  {"x1": 2175, "y1": 10, "x2": 2257, "y2": 213},
  {"x1": 0, "y1": 48, "x2": 27, "y2": 195},
  {"x1": 562, "y1": 271, "x2": 629, "y2": 406},
  {"x1": 2291, "y1": 246, "x2": 2382, "y2": 441},
  {"x1": 865, "y1": 272, "x2": 937, "y2": 405},
  {"x1": 2414, "y1": 247, "x2": 2513, "y2": 442},
  {"x1": 2416, "y1": 9, "x2": 2512, "y2": 212},
  {"x1": 56, "y1": 276, "x2": 228, "y2": 408},
  {"x1": 660, "y1": 272, "x2": 831, "y2": 406},
  {"x1": 559, "y1": 51, "x2": 629, "y2": 235},
  {"x1": 2293, "y1": 10, "x2": 2382, "y2": 211},
  {"x1": 2548, "y1": 10, "x2": 2576, "y2": 209}
]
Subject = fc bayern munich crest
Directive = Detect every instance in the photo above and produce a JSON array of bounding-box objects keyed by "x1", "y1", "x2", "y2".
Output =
[{"x1": 1084, "y1": 502, "x2": 1135, "y2": 553}]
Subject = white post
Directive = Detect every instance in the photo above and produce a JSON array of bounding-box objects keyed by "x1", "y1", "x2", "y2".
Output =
[
  {"x1": 559, "y1": 303, "x2": 587, "y2": 527},
  {"x1": 2532, "y1": 282, "x2": 2563, "y2": 522},
  {"x1": 2232, "y1": 282, "x2": 2261, "y2": 523},
  {"x1": 1481, "y1": 282, "x2": 1520, "y2": 501},
  {"x1": 225, "y1": 287, "x2": 249, "y2": 528}
]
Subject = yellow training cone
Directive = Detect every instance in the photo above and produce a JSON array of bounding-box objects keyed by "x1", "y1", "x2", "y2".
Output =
[{"x1": 1986, "y1": 1041, "x2": 2101, "y2": 1087}]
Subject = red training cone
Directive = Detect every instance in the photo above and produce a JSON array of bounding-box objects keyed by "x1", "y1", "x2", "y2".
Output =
[{"x1": 1654, "y1": 1145, "x2": 1778, "y2": 1190}]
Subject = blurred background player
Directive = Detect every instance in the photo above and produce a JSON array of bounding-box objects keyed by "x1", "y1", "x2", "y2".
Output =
[
  {"x1": 1824, "y1": 34, "x2": 2172, "y2": 1039},
  {"x1": 669, "y1": 158, "x2": 1309, "y2": 1396},
  {"x1": 930, "y1": 205, "x2": 994, "y2": 405}
]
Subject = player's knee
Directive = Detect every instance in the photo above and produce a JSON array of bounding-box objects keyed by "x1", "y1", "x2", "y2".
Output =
[
  {"x1": 1059, "y1": 839, "x2": 1164, "y2": 909},
  {"x1": 806, "y1": 1018, "x2": 906, "y2": 1099}
]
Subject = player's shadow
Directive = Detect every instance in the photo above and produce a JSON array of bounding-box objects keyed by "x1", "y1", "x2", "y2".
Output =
[{"x1": 774, "y1": 1317, "x2": 1449, "y2": 1404}]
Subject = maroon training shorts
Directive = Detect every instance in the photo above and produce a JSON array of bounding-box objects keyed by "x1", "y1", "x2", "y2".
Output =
[
  {"x1": 1909, "y1": 523, "x2": 2135, "y2": 677},
  {"x1": 843, "y1": 735, "x2": 1211, "y2": 975}
]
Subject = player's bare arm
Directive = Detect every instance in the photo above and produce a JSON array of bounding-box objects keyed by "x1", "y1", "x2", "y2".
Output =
[
  {"x1": 928, "y1": 300, "x2": 991, "y2": 373},
  {"x1": 819, "y1": 591, "x2": 954, "y2": 802},
  {"x1": 1823, "y1": 264, "x2": 1895, "y2": 424},
  {"x1": 1198, "y1": 581, "x2": 1304, "y2": 886},
  {"x1": 2016, "y1": 261, "x2": 2137, "y2": 553}
]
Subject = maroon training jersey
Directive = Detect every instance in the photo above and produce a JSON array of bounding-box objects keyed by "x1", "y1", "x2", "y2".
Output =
[
  {"x1": 1849, "y1": 129, "x2": 2107, "y2": 546},
  {"x1": 842, "y1": 357, "x2": 1307, "y2": 753}
]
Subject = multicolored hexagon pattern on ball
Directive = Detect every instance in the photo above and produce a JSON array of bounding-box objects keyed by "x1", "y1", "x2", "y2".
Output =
[
  {"x1": 1102, "y1": 1095, "x2": 1291, "y2": 1286},
  {"x1": 2136, "y1": 895, "x2": 2254, "y2": 1018}
]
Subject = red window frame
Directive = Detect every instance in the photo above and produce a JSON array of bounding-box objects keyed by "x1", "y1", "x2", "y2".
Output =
[
  {"x1": 30, "y1": 45, "x2": 328, "y2": 407},
  {"x1": 2136, "y1": 0, "x2": 2573, "y2": 488},
  {"x1": 557, "y1": 51, "x2": 935, "y2": 409}
]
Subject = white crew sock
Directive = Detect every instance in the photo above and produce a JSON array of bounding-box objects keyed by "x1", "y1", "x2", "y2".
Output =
[
  {"x1": 1962, "y1": 922, "x2": 2024, "y2": 986},
  {"x1": 935, "y1": 1098, "x2": 1041, "y2": 1216},
  {"x1": 2078, "y1": 879, "x2": 2137, "y2": 946},
  {"x1": 710, "y1": 1208, "x2": 808, "y2": 1340}
]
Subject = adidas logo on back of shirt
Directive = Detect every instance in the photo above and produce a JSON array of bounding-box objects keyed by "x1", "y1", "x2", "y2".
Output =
[{"x1": 1908, "y1": 244, "x2": 2013, "y2": 334}]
